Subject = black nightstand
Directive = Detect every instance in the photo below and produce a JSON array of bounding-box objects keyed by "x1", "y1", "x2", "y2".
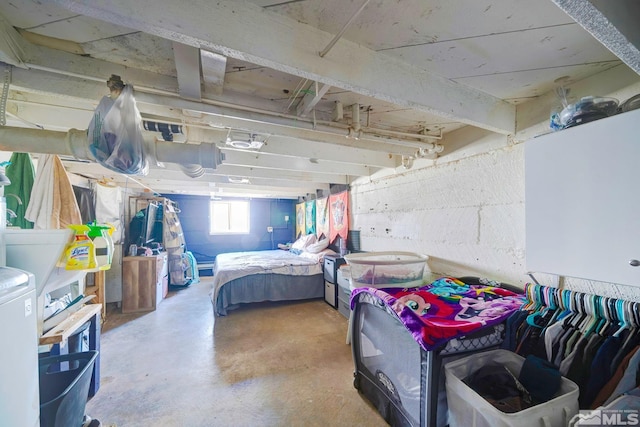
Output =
[{"x1": 323, "y1": 255, "x2": 346, "y2": 308}]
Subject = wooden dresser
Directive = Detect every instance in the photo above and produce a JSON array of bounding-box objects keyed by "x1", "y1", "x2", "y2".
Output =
[{"x1": 122, "y1": 253, "x2": 169, "y2": 313}]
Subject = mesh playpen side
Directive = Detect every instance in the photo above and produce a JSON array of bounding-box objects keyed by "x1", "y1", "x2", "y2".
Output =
[{"x1": 350, "y1": 292, "x2": 505, "y2": 427}]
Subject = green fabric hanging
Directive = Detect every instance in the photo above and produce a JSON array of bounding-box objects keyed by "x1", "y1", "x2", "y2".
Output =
[{"x1": 5, "y1": 152, "x2": 35, "y2": 229}]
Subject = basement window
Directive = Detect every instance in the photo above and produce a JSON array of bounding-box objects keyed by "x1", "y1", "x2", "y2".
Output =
[{"x1": 210, "y1": 200, "x2": 250, "y2": 234}]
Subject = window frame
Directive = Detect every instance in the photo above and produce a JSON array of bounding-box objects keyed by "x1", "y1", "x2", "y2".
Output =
[{"x1": 209, "y1": 199, "x2": 251, "y2": 235}]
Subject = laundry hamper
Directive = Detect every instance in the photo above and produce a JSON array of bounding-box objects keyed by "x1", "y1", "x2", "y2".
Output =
[
  {"x1": 39, "y1": 351, "x2": 98, "y2": 427},
  {"x1": 444, "y1": 349, "x2": 579, "y2": 427},
  {"x1": 351, "y1": 291, "x2": 505, "y2": 427}
]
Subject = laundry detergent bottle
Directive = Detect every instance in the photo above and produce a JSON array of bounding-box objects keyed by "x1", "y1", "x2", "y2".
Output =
[{"x1": 65, "y1": 224, "x2": 97, "y2": 270}]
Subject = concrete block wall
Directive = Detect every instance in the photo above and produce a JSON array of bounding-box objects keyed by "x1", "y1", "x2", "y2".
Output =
[{"x1": 349, "y1": 131, "x2": 640, "y2": 302}]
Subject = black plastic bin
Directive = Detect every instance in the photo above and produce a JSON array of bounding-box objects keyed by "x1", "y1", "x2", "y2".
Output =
[{"x1": 39, "y1": 350, "x2": 98, "y2": 427}]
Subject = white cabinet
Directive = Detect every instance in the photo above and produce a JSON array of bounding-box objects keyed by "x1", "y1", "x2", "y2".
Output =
[{"x1": 525, "y1": 108, "x2": 640, "y2": 288}]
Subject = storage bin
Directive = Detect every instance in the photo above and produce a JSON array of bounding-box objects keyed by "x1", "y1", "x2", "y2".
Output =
[
  {"x1": 444, "y1": 349, "x2": 578, "y2": 427},
  {"x1": 344, "y1": 251, "x2": 428, "y2": 288},
  {"x1": 39, "y1": 350, "x2": 98, "y2": 427}
]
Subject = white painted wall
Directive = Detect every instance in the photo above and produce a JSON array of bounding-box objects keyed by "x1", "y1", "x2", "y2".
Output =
[
  {"x1": 351, "y1": 133, "x2": 526, "y2": 284},
  {"x1": 350, "y1": 65, "x2": 640, "y2": 302}
]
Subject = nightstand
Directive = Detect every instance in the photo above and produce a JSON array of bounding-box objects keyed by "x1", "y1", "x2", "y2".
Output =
[{"x1": 323, "y1": 255, "x2": 346, "y2": 308}]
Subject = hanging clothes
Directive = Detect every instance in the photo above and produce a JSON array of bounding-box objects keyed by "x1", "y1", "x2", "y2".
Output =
[
  {"x1": 4, "y1": 152, "x2": 35, "y2": 229},
  {"x1": 592, "y1": 345, "x2": 640, "y2": 408},
  {"x1": 508, "y1": 283, "x2": 640, "y2": 410},
  {"x1": 95, "y1": 181, "x2": 123, "y2": 243},
  {"x1": 25, "y1": 154, "x2": 82, "y2": 229},
  {"x1": 72, "y1": 185, "x2": 96, "y2": 225}
]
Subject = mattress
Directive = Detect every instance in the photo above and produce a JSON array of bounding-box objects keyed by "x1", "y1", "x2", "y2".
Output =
[{"x1": 210, "y1": 250, "x2": 325, "y2": 316}]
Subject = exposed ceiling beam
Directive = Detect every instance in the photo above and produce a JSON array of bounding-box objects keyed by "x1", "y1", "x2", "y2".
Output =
[
  {"x1": 200, "y1": 49, "x2": 226, "y2": 96},
  {"x1": 296, "y1": 82, "x2": 331, "y2": 118},
  {"x1": 0, "y1": 14, "x2": 26, "y2": 67},
  {"x1": 6, "y1": 92, "x2": 398, "y2": 169},
  {"x1": 51, "y1": 0, "x2": 516, "y2": 134},
  {"x1": 172, "y1": 42, "x2": 202, "y2": 100},
  {"x1": 62, "y1": 161, "x2": 324, "y2": 197},
  {"x1": 220, "y1": 149, "x2": 373, "y2": 176},
  {"x1": 210, "y1": 165, "x2": 348, "y2": 185},
  {"x1": 12, "y1": 62, "x2": 416, "y2": 158},
  {"x1": 551, "y1": 0, "x2": 640, "y2": 75}
]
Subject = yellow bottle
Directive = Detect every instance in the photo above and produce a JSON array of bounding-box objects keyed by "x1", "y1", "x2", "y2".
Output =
[{"x1": 65, "y1": 225, "x2": 97, "y2": 270}]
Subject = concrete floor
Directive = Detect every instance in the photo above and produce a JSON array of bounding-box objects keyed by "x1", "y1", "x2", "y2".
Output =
[{"x1": 85, "y1": 277, "x2": 387, "y2": 427}]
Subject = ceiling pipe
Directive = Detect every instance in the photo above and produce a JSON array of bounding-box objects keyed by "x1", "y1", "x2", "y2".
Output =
[
  {"x1": 136, "y1": 91, "x2": 442, "y2": 152},
  {"x1": 8, "y1": 62, "x2": 439, "y2": 152},
  {"x1": 142, "y1": 120, "x2": 205, "y2": 178},
  {"x1": 0, "y1": 126, "x2": 223, "y2": 173}
]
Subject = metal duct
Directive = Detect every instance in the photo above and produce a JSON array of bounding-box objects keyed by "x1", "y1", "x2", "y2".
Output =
[{"x1": 0, "y1": 126, "x2": 223, "y2": 173}]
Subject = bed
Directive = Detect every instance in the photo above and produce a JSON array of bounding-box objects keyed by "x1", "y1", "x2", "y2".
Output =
[{"x1": 210, "y1": 246, "x2": 335, "y2": 316}]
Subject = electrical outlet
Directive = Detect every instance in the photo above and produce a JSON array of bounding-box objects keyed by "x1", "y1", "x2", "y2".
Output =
[
  {"x1": 284, "y1": 215, "x2": 289, "y2": 222},
  {"x1": 267, "y1": 226, "x2": 273, "y2": 233}
]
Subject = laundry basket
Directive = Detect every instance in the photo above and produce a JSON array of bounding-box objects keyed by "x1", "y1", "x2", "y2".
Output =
[
  {"x1": 344, "y1": 251, "x2": 428, "y2": 288},
  {"x1": 39, "y1": 350, "x2": 98, "y2": 427},
  {"x1": 444, "y1": 349, "x2": 578, "y2": 427}
]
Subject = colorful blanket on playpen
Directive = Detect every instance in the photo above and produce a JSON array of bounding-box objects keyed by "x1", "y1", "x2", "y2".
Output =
[{"x1": 351, "y1": 277, "x2": 525, "y2": 351}]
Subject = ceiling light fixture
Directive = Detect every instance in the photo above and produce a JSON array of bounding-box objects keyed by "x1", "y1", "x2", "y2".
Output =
[
  {"x1": 228, "y1": 176, "x2": 250, "y2": 184},
  {"x1": 225, "y1": 129, "x2": 265, "y2": 150}
]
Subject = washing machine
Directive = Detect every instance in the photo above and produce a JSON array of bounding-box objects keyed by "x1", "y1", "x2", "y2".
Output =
[{"x1": 0, "y1": 267, "x2": 39, "y2": 427}]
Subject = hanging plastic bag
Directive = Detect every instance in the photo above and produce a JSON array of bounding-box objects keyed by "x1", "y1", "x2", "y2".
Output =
[{"x1": 87, "y1": 84, "x2": 149, "y2": 175}]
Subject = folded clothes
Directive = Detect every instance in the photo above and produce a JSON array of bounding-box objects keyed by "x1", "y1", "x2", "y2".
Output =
[{"x1": 463, "y1": 363, "x2": 534, "y2": 413}]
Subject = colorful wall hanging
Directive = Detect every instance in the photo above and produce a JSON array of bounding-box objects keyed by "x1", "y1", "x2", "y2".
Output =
[
  {"x1": 305, "y1": 200, "x2": 316, "y2": 235},
  {"x1": 315, "y1": 197, "x2": 329, "y2": 239},
  {"x1": 329, "y1": 191, "x2": 349, "y2": 242},
  {"x1": 295, "y1": 202, "x2": 305, "y2": 238}
]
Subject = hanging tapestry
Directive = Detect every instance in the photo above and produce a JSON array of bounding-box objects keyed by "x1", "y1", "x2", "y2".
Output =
[
  {"x1": 315, "y1": 197, "x2": 329, "y2": 238},
  {"x1": 305, "y1": 200, "x2": 316, "y2": 235},
  {"x1": 295, "y1": 202, "x2": 305, "y2": 239},
  {"x1": 329, "y1": 191, "x2": 349, "y2": 242}
]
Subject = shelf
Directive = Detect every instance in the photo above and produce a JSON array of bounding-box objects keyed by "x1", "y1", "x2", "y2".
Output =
[{"x1": 39, "y1": 304, "x2": 102, "y2": 346}]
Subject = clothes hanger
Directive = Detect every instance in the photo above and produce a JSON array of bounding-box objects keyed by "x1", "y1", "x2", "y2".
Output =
[
  {"x1": 525, "y1": 284, "x2": 548, "y2": 327},
  {"x1": 612, "y1": 299, "x2": 628, "y2": 338},
  {"x1": 522, "y1": 283, "x2": 537, "y2": 311},
  {"x1": 97, "y1": 176, "x2": 116, "y2": 187},
  {"x1": 597, "y1": 296, "x2": 611, "y2": 335},
  {"x1": 582, "y1": 294, "x2": 600, "y2": 336}
]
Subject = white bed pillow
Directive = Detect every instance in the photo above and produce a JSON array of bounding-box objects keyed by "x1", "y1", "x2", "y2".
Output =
[
  {"x1": 290, "y1": 233, "x2": 317, "y2": 251},
  {"x1": 299, "y1": 248, "x2": 338, "y2": 263},
  {"x1": 305, "y1": 237, "x2": 330, "y2": 254}
]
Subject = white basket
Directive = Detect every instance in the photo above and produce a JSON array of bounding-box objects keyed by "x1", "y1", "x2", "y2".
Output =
[
  {"x1": 343, "y1": 251, "x2": 428, "y2": 288},
  {"x1": 444, "y1": 349, "x2": 579, "y2": 427}
]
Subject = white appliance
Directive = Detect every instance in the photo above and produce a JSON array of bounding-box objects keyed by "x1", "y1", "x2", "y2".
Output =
[{"x1": 0, "y1": 267, "x2": 39, "y2": 427}]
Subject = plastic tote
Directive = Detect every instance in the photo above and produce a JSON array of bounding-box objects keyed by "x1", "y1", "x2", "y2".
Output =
[
  {"x1": 444, "y1": 349, "x2": 578, "y2": 427},
  {"x1": 39, "y1": 351, "x2": 98, "y2": 427}
]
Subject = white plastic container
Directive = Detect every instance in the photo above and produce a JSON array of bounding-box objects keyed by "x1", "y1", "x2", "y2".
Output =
[
  {"x1": 444, "y1": 349, "x2": 579, "y2": 427},
  {"x1": 343, "y1": 251, "x2": 428, "y2": 288}
]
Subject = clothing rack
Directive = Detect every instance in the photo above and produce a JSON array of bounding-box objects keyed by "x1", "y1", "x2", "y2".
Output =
[
  {"x1": 507, "y1": 283, "x2": 640, "y2": 410},
  {"x1": 522, "y1": 283, "x2": 640, "y2": 330}
]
